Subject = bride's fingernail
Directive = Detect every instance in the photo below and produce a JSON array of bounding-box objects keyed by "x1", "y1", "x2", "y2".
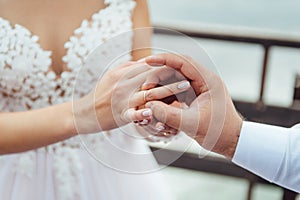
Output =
[
  {"x1": 156, "y1": 125, "x2": 165, "y2": 131},
  {"x1": 139, "y1": 119, "x2": 149, "y2": 125},
  {"x1": 177, "y1": 81, "x2": 190, "y2": 89},
  {"x1": 142, "y1": 109, "x2": 152, "y2": 117}
]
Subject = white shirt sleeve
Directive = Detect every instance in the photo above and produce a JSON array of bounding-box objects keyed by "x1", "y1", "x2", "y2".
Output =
[{"x1": 232, "y1": 121, "x2": 300, "y2": 193}]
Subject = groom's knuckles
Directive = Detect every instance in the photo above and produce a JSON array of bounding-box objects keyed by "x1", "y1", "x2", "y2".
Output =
[
  {"x1": 148, "y1": 54, "x2": 209, "y2": 83},
  {"x1": 146, "y1": 53, "x2": 183, "y2": 69},
  {"x1": 157, "y1": 54, "x2": 194, "y2": 72},
  {"x1": 146, "y1": 54, "x2": 200, "y2": 84}
]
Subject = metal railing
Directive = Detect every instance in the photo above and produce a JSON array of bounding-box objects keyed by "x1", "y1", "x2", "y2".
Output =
[
  {"x1": 152, "y1": 21, "x2": 300, "y2": 200},
  {"x1": 154, "y1": 21, "x2": 300, "y2": 105}
]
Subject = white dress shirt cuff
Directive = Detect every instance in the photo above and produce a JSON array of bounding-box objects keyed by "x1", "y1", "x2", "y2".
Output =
[{"x1": 232, "y1": 121, "x2": 289, "y2": 182}]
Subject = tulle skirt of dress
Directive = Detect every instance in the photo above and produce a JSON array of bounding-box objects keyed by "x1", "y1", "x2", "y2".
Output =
[{"x1": 0, "y1": 126, "x2": 174, "y2": 200}]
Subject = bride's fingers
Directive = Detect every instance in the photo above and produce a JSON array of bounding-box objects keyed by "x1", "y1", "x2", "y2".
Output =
[
  {"x1": 154, "y1": 122, "x2": 178, "y2": 137},
  {"x1": 117, "y1": 61, "x2": 136, "y2": 69},
  {"x1": 133, "y1": 119, "x2": 178, "y2": 143},
  {"x1": 120, "y1": 64, "x2": 152, "y2": 79},
  {"x1": 130, "y1": 80, "x2": 191, "y2": 107},
  {"x1": 122, "y1": 108, "x2": 152, "y2": 123},
  {"x1": 155, "y1": 122, "x2": 165, "y2": 132},
  {"x1": 141, "y1": 67, "x2": 185, "y2": 91}
]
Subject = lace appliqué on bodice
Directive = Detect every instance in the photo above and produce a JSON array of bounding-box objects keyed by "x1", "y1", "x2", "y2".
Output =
[{"x1": 0, "y1": 0, "x2": 136, "y2": 199}]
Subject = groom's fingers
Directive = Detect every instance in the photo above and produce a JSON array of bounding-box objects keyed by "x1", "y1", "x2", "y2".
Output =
[
  {"x1": 140, "y1": 67, "x2": 178, "y2": 90},
  {"x1": 145, "y1": 101, "x2": 185, "y2": 131},
  {"x1": 146, "y1": 101, "x2": 200, "y2": 137},
  {"x1": 130, "y1": 80, "x2": 191, "y2": 107},
  {"x1": 145, "y1": 54, "x2": 202, "y2": 81},
  {"x1": 145, "y1": 53, "x2": 214, "y2": 86},
  {"x1": 145, "y1": 54, "x2": 215, "y2": 95}
]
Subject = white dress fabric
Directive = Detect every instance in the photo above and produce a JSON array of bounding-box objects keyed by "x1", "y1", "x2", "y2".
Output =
[{"x1": 0, "y1": 0, "x2": 173, "y2": 199}]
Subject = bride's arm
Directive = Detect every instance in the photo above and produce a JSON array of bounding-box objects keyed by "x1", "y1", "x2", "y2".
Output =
[
  {"x1": 0, "y1": 62, "x2": 190, "y2": 154},
  {"x1": 0, "y1": 63, "x2": 132, "y2": 154},
  {"x1": 0, "y1": 102, "x2": 76, "y2": 154},
  {"x1": 131, "y1": 0, "x2": 152, "y2": 60}
]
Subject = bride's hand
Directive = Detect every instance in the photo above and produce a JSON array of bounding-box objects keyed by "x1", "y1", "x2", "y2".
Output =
[
  {"x1": 73, "y1": 61, "x2": 191, "y2": 134},
  {"x1": 128, "y1": 62, "x2": 193, "y2": 142},
  {"x1": 134, "y1": 100, "x2": 185, "y2": 142}
]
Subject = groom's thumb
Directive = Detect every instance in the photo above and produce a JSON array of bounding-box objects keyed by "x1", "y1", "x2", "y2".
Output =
[{"x1": 145, "y1": 101, "x2": 184, "y2": 130}]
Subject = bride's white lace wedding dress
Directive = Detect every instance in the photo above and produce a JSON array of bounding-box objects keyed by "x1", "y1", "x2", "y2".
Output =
[{"x1": 0, "y1": 0, "x2": 173, "y2": 199}]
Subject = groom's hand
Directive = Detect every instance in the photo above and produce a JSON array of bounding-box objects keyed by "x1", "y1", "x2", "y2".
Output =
[{"x1": 144, "y1": 54, "x2": 243, "y2": 159}]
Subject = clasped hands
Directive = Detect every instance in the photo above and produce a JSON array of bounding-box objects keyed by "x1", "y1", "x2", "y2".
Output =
[{"x1": 75, "y1": 53, "x2": 243, "y2": 159}]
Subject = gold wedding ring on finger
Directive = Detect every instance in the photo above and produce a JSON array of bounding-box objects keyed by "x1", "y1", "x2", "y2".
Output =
[
  {"x1": 152, "y1": 131, "x2": 172, "y2": 137},
  {"x1": 162, "y1": 132, "x2": 172, "y2": 137},
  {"x1": 143, "y1": 90, "x2": 148, "y2": 103}
]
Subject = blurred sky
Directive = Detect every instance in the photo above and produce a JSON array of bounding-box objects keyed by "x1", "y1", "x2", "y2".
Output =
[{"x1": 149, "y1": 0, "x2": 300, "y2": 33}]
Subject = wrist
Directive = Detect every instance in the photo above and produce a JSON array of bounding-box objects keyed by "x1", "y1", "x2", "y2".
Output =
[
  {"x1": 218, "y1": 98, "x2": 244, "y2": 159},
  {"x1": 72, "y1": 94, "x2": 112, "y2": 134},
  {"x1": 214, "y1": 115, "x2": 243, "y2": 159},
  {"x1": 58, "y1": 102, "x2": 77, "y2": 137},
  {"x1": 225, "y1": 117, "x2": 243, "y2": 159}
]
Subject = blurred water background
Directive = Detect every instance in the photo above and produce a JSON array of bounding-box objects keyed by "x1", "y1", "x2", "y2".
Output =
[
  {"x1": 149, "y1": 0, "x2": 300, "y2": 107},
  {"x1": 148, "y1": 1, "x2": 300, "y2": 199}
]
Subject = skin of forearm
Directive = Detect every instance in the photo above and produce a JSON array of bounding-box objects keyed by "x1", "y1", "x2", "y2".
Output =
[
  {"x1": 214, "y1": 108, "x2": 243, "y2": 159},
  {"x1": 0, "y1": 102, "x2": 76, "y2": 154}
]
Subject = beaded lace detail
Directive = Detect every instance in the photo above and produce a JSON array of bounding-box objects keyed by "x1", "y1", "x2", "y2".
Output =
[{"x1": 0, "y1": 0, "x2": 136, "y2": 199}]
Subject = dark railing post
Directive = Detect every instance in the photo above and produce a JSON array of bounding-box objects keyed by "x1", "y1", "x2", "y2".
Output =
[
  {"x1": 282, "y1": 189, "x2": 298, "y2": 200},
  {"x1": 291, "y1": 74, "x2": 300, "y2": 109},
  {"x1": 258, "y1": 45, "x2": 270, "y2": 105},
  {"x1": 293, "y1": 75, "x2": 300, "y2": 100},
  {"x1": 247, "y1": 182, "x2": 254, "y2": 200}
]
